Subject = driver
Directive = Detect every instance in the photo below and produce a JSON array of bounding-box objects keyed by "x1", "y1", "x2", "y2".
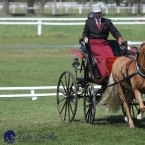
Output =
[{"x1": 82, "y1": 4, "x2": 124, "y2": 78}]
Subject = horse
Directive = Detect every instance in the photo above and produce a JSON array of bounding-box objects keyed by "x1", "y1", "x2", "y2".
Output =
[{"x1": 99, "y1": 42, "x2": 145, "y2": 128}]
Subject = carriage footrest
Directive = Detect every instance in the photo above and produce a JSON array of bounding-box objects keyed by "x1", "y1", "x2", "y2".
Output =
[{"x1": 76, "y1": 77, "x2": 92, "y2": 84}]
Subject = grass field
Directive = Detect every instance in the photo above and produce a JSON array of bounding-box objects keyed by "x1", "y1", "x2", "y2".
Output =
[
  {"x1": 0, "y1": 14, "x2": 145, "y2": 145},
  {"x1": 0, "y1": 48, "x2": 145, "y2": 145},
  {"x1": 0, "y1": 24, "x2": 144, "y2": 48}
]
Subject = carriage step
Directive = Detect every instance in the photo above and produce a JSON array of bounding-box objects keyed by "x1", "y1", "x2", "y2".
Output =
[{"x1": 76, "y1": 77, "x2": 92, "y2": 84}]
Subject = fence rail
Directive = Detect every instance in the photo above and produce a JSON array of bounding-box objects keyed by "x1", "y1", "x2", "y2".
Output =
[
  {"x1": 0, "y1": 18, "x2": 145, "y2": 35},
  {"x1": 0, "y1": 86, "x2": 101, "y2": 100},
  {"x1": 0, "y1": 86, "x2": 58, "y2": 100}
]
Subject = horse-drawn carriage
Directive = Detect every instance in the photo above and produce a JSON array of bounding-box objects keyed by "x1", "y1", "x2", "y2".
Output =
[
  {"x1": 56, "y1": 35, "x2": 145, "y2": 128},
  {"x1": 56, "y1": 21, "x2": 145, "y2": 128}
]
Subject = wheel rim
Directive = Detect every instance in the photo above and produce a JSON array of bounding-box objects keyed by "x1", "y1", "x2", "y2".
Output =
[
  {"x1": 57, "y1": 71, "x2": 78, "y2": 122},
  {"x1": 84, "y1": 83, "x2": 96, "y2": 124}
]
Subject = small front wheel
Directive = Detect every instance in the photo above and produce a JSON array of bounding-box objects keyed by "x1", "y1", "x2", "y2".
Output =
[{"x1": 84, "y1": 83, "x2": 96, "y2": 124}]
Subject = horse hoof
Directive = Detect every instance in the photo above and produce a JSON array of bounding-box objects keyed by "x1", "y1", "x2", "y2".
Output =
[
  {"x1": 136, "y1": 113, "x2": 143, "y2": 120},
  {"x1": 130, "y1": 126, "x2": 135, "y2": 129},
  {"x1": 124, "y1": 116, "x2": 128, "y2": 122}
]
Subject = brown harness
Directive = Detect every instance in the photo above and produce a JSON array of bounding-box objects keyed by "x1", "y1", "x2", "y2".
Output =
[{"x1": 121, "y1": 57, "x2": 134, "y2": 89}]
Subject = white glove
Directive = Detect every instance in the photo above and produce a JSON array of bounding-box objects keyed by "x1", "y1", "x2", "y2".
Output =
[
  {"x1": 83, "y1": 37, "x2": 88, "y2": 43},
  {"x1": 118, "y1": 37, "x2": 124, "y2": 45}
]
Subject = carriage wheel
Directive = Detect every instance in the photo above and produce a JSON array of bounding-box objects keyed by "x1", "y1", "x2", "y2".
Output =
[
  {"x1": 56, "y1": 71, "x2": 78, "y2": 122},
  {"x1": 84, "y1": 83, "x2": 96, "y2": 124},
  {"x1": 121, "y1": 99, "x2": 140, "y2": 121}
]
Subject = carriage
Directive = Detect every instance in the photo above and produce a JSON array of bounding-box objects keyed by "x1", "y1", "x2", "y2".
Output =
[
  {"x1": 56, "y1": 11, "x2": 145, "y2": 127},
  {"x1": 56, "y1": 35, "x2": 145, "y2": 127}
]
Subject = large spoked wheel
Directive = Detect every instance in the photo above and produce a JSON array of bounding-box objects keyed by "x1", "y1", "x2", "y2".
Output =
[
  {"x1": 84, "y1": 83, "x2": 96, "y2": 124},
  {"x1": 56, "y1": 71, "x2": 78, "y2": 122}
]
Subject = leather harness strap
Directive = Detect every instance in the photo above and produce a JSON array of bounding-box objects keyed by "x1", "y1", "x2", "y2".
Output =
[{"x1": 121, "y1": 58, "x2": 134, "y2": 89}]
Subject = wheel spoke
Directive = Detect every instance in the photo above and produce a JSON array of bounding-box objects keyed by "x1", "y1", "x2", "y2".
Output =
[
  {"x1": 67, "y1": 74, "x2": 70, "y2": 89},
  {"x1": 64, "y1": 73, "x2": 68, "y2": 89},
  {"x1": 60, "y1": 80, "x2": 67, "y2": 94},
  {"x1": 69, "y1": 101, "x2": 74, "y2": 115},
  {"x1": 58, "y1": 97, "x2": 66, "y2": 104},
  {"x1": 69, "y1": 82, "x2": 74, "y2": 93},
  {"x1": 60, "y1": 100, "x2": 67, "y2": 114},
  {"x1": 58, "y1": 89, "x2": 66, "y2": 96},
  {"x1": 68, "y1": 101, "x2": 71, "y2": 121},
  {"x1": 64, "y1": 100, "x2": 68, "y2": 121},
  {"x1": 69, "y1": 97, "x2": 75, "y2": 104},
  {"x1": 87, "y1": 108, "x2": 90, "y2": 122}
]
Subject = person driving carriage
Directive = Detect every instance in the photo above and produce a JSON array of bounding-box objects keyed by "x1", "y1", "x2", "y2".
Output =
[{"x1": 82, "y1": 4, "x2": 124, "y2": 78}]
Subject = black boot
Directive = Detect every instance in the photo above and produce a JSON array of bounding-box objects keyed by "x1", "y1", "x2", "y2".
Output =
[
  {"x1": 101, "y1": 77, "x2": 109, "y2": 92},
  {"x1": 91, "y1": 64, "x2": 101, "y2": 79}
]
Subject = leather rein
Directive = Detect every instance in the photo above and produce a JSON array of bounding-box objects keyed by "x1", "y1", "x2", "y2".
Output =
[{"x1": 135, "y1": 52, "x2": 145, "y2": 78}]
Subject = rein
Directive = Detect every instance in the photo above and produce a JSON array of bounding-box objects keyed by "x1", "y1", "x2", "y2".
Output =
[
  {"x1": 126, "y1": 43, "x2": 145, "y2": 78},
  {"x1": 102, "y1": 72, "x2": 138, "y2": 89},
  {"x1": 135, "y1": 52, "x2": 145, "y2": 78}
]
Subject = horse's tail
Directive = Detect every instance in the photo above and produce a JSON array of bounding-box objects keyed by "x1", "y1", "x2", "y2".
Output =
[{"x1": 98, "y1": 73, "x2": 122, "y2": 114}]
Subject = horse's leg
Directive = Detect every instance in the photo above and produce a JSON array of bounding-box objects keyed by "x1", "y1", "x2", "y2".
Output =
[{"x1": 116, "y1": 84, "x2": 135, "y2": 128}]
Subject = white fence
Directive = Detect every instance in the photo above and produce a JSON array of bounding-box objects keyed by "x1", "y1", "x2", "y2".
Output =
[
  {"x1": 5, "y1": 2, "x2": 145, "y2": 15},
  {"x1": 0, "y1": 17, "x2": 145, "y2": 36},
  {"x1": 0, "y1": 86, "x2": 57, "y2": 100},
  {"x1": 0, "y1": 86, "x2": 101, "y2": 100}
]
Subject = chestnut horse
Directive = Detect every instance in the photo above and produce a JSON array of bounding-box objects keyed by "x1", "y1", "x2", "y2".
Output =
[{"x1": 99, "y1": 42, "x2": 145, "y2": 128}]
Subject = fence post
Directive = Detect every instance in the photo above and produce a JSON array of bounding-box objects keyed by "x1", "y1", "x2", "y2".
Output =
[
  {"x1": 52, "y1": 7, "x2": 56, "y2": 15},
  {"x1": 105, "y1": 6, "x2": 108, "y2": 14},
  {"x1": 30, "y1": 89, "x2": 37, "y2": 100},
  {"x1": 38, "y1": 20, "x2": 42, "y2": 36},
  {"x1": 65, "y1": 2, "x2": 68, "y2": 14},
  {"x1": 79, "y1": 6, "x2": 82, "y2": 14},
  {"x1": 132, "y1": 6, "x2": 135, "y2": 14},
  {"x1": 12, "y1": 4, "x2": 16, "y2": 14},
  {"x1": 143, "y1": 4, "x2": 145, "y2": 13},
  {"x1": 117, "y1": 6, "x2": 120, "y2": 14}
]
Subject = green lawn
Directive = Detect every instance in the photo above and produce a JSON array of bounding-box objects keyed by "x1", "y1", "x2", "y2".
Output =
[
  {"x1": 0, "y1": 24, "x2": 144, "y2": 48},
  {"x1": 0, "y1": 48, "x2": 145, "y2": 145}
]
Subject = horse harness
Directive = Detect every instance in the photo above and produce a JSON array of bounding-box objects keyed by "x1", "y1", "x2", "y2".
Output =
[
  {"x1": 103, "y1": 54, "x2": 139, "y2": 90},
  {"x1": 105, "y1": 50, "x2": 145, "y2": 90},
  {"x1": 120, "y1": 55, "x2": 135, "y2": 90}
]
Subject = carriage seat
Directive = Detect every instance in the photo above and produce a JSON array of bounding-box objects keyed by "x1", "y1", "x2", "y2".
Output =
[{"x1": 79, "y1": 38, "x2": 129, "y2": 85}]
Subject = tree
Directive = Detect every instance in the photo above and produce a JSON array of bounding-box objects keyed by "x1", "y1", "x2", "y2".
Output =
[
  {"x1": 116, "y1": 0, "x2": 121, "y2": 6},
  {"x1": 38, "y1": 0, "x2": 47, "y2": 16},
  {"x1": 128, "y1": 0, "x2": 142, "y2": 14},
  {"x1": 1, "y1": 0, "x2": 10, "y2": 15},
  {"x1": 27, "y1": 0, "x2": 35, "y2": 14},
  {"x1": 38, "y1": 0, "x2": 57, "y2": 16},
  {"x1": 136, "y1": 0, "x2": 141, "y2": 14}
]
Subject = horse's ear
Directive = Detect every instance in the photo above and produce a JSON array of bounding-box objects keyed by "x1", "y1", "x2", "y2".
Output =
[{"x1": 141, "y1": 41, "x2": 145, "y2": 47}]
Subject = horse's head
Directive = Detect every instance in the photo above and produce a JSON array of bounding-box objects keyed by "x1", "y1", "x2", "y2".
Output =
[
  {"x1": 140, "y1": 42, "x2": 145, "y2": 52},
  {"x1": 139, "y1": 42, "x2": 145, "y2": 60},
  {"x1": 136, "y1": 41, "x2": 145, "y2": 77},
  {"x1": 140, "y1": 41, "x2": 145, "y2": 47}
]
